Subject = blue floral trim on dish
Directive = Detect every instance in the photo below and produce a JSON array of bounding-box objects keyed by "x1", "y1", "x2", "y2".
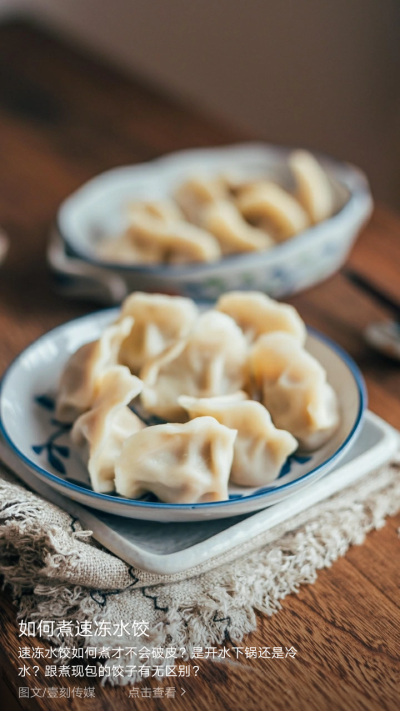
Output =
[
  {"x1": 32, "y1": 395, "x2": 71, "y2": 475},
  {"x1": 278, "y1": 452, "x2": 312, "y2": 478},
  {"x1": 31, "y1": 393, "x2": 314, "y2": 494},
  {"x1": 227, "y1": 452, "x2": 314, "y2": 498}
]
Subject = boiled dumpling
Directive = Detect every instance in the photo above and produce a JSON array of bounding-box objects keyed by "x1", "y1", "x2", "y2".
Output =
[
  {"x1": 289, "y1": 150, "x2": 334, "y2": 224},
  {"x1": 181, "y1": 390, "x2": 249, "y2": 404},
  {"x1": 216, "y1": 291, "x2": 306, "y2": 344},
  {"x1": 175, "y1": 175, "x2": 228, "y2": 224},
  {"x1": 236, "y1": 181, "x2": 309, "y2": 241},
  {"x1": 219, "y1": 171, "x2": 260, "y2": 197},
  {"x1": 71, "y1": 366, "x2": 144, "y2": 493},
  {"x1": 140, "y1": 310, "x2": 248, "y2": 421},
  {"x1": 179, "y1": 394, "x2": 297, "y2": 487},
  {"x1": 249, "y1": 332, "x2": 339, "y2": 450},
  {"x1": 97, "y1": 231, "x2": 162, "y2": 264},
  {"x1": 55, "y1": 316, "x2": 134, "y2": 422},
  {"x1": 114, "y1": 416, "x2": 237, "y2": 503},
  {"x1": 99, "y1": 202, "x2": 185, "y2": 265},
  {"x1": 201, "y1": 200, "x2": 274, "y2": 254},
  {"x1": 127, "y1": 211, "x2": 221, "y2": 264},
  {"x1": 118, "y1": 292, "x2": 198, "y2": 373},
  {"x1": 127, "y1": 199, "x2": 183, "y2": 223},
  {"x1": 99, "y1": 201, "x2": 186, "y2": 265}
]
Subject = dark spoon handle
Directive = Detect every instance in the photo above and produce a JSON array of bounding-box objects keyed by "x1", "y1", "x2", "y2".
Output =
[{"x1": 343, "y1": 268, "x2": 400, "y2": 322}]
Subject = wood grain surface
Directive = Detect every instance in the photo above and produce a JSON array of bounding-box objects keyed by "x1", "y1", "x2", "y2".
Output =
[{"x1": 0, "y1": 20, "x2": 399, "y2": 711}]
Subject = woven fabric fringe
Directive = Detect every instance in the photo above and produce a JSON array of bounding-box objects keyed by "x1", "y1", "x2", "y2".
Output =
[{"x1": 0, "y1": 456, "x2": 399, "y2": 685}]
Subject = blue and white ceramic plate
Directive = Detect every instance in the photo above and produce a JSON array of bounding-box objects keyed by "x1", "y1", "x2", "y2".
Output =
[{"x1": 0, "y1": 309, "x2": 366, "y2": 522}]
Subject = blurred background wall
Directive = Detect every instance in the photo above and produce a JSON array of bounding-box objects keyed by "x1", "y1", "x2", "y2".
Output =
[{"x1": 1, "y1": 0, "x2": 399, "y2": 207}]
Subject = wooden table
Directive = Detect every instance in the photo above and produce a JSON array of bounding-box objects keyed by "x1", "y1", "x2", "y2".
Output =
[{"x1": 0, "y1": 20, "x2": 399, "y2": 711}]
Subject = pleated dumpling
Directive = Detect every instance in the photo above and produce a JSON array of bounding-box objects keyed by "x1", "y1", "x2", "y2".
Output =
[
  {"x1": 118, "y1": 292, "x2": 199, "y2": 373},
  {"x1": 97, "y1": 230, "x2": 163, "y2": 265},
  {"x1": 140, "y1": 310, "x2": 248, "y2": 421},
  {"x1": 236, "y1": 181, "x2": 309, "y2": 241},
  {"x1": 289, "y1": 150, "x2": 334, "y2": 224},
  {"x1": 55, "y1": 316, "x2": 134, "y2": 423},
  {"x1": 179, "y1": 395, "x2": 297, "y2": 487},
  {"x1": 216, "y1": 291, "x2": 306, "y2": 344},
  {"x1": 114, "y1": 416, "x2": 237, "y2": 503},
  {"x1": 175, "y1": 175, "x2": 227, "y2": 224},
  {"x1": 126, "y1": 211, "x2": 221, "y2": 264},
  {"x1": 71, "y1": 366, "x2": 144, "y2": 493},
  {"x1": 127, "y1": 199, "x2": 183, "y2": 223},
  {"x1": 201, "y1": 200, "x2": 274, "y2": 254},
  {"x1": 99, "y1": 200, "x2": 186, "y2": 265},
  {"x1": 249, "y1": 332, "x2": 339, "y2": 450}
]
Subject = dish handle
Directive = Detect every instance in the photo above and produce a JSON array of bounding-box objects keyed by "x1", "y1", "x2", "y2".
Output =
[{"x1": 47, "y1": 228, "x2": 128, "y2": 304}]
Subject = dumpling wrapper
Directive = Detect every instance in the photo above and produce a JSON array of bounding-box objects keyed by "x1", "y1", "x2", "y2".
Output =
[
  {"x1": 289, "y1": 150, "x2": 334, "y2": 224},
  {"x1": 127, "y1": 211, "x2": 221, "y2": 264},
  {"x1": 175, "y1": 175, "x2": 228, "y2": 224},
  {"x1": 97, "y1": 230, "x2": 162, "y2": 265},
  {"x1": 216, "y1": 291, "x2": 306, "y2": 344},
  {"x1": 237, "y1": 181, "x2": 310, "y2": 241},
  {"x1": 98, "y1": 201, "x2": 186, "y2": 265},
  {"x1": 115, "y1": 416, "x2": 237, "y2": 503},
  {"x1": 179, "y1": 395, "x2": 297, "y2": 487},
  {"x1": 127, "y1": 199, "x2": 183, "y2": 223},
  {"x1": 201, "y1": 200, "x2": 274, "y2": 254},
  {"x1": 71, "y1": 366, "x2": 144, "y2": 493},
  {"x1": 219, "y1": 171, "x2": 260, "y2": 197},
  {"x1": 55, "y1": 316, "x2": 134, "y2": 423},
  {"x1": 249, "y1": 332, "x2": 339, "y2": 450},
  {"x1": 118, "y1": 292, "x2": 198, "y2": 373},
  {"x1": 140, "y1": 310, "x2": 248, "y2": 422}
]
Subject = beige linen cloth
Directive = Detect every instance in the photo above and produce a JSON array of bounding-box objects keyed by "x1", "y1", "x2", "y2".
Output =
[{"x1": 1, "y1": 456, "x2": 400, "y2": 684}]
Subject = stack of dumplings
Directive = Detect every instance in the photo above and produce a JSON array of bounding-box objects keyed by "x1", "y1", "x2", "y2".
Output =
[
  {"x1": 56, "y1": 290, "x2": 340, "y2": 504},
  {"x1": 97, "y1": 150, "x2": 335, "y2": 265}
]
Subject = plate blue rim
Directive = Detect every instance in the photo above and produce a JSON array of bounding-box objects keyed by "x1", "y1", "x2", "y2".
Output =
[{"x1": 0, "y1": 309, "x2": 367, "y2": 510}]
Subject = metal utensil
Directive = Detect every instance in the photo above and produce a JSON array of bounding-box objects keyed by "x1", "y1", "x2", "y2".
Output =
[{"x1": 343, "y1": 268, "x2": 400, "y2": 360}]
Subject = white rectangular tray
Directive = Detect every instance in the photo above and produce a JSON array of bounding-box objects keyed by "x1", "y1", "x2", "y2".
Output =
[{"x1": 0, "y1": 411, "x2": 397, "y2": 575}]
